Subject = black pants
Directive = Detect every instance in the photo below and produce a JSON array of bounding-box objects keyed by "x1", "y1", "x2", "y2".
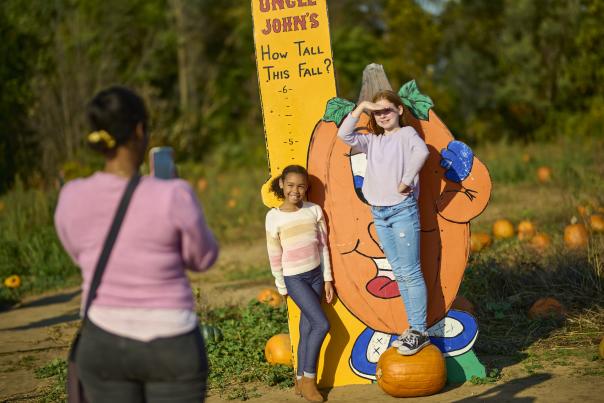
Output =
[{"x1": 76, "y1": 319, "x2": 208, "y2": 403}]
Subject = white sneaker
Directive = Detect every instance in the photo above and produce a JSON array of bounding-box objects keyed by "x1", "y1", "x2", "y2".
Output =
[{"x1": 390, "y1": 328, "x2": 411, "y2": 348}]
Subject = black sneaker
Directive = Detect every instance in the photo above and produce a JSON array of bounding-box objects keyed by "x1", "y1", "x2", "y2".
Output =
[
  {"x1": 396, "y1": 329, "x2": 431, "y2": 355},
  {"x1": 390, "y1": 329, "x2": 410, "y2": 348}
]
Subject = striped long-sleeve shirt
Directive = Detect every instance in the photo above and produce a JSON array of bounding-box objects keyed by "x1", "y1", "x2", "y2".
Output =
[{"x1": 265, "y1": 202, "x2": 333, "y2": 295}]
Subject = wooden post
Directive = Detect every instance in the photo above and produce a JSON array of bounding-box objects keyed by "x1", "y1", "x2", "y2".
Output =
[{"x1": 358, "y1": 63, "x2": 393, "y2": 103}]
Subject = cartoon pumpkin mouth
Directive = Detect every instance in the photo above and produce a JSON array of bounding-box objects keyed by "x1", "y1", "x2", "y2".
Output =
[{"x1": 365, "y1": 258, "x2": 401, "y2": 299}]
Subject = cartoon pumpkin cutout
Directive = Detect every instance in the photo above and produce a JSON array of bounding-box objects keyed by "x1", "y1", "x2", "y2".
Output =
[{"x1": 306, "y1": 80, "x2": 491, "y2": 335}]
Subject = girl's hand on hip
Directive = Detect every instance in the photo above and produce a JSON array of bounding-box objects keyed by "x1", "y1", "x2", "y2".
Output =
[
  {"x1": 324, "y1": 281, "x2": 335, "y2": 304},
  {"x1": 398, "y1": 183, "x2": 412, "y2": 194}
]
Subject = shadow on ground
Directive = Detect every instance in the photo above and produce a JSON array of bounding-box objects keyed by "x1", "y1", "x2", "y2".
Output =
[
  {"x1": 14, "y1": 289, "x2": 81, "y2": 310},
  {"x1": 1, "y1": 309, "x2": 80, "y2": 331},
  {"x1": 452, "y1": 373, "x2": 551, "y2": 402}
]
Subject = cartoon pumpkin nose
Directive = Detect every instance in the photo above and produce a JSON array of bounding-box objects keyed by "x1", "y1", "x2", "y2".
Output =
[{"x1": 440, "y1": 140, "x2": 474, "y2": 183}]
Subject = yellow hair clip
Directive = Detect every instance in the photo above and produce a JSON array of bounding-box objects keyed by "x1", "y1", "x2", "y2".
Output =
[{"x1": 87, "y1": 130, "x2": 116, "y2": 149}]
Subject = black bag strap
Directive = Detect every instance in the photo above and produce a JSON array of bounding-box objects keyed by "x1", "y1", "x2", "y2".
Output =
[{"x1": 82, "y1": 173, "x2": 141, "y2": 318}]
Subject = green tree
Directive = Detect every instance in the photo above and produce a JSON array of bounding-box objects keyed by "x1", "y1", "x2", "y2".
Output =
[{"x1": 0, "y1": 4, "x2": 39, "y2": 193}]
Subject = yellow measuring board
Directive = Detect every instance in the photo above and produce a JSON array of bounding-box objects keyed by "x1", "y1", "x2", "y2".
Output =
[{"x1": 251, "y1": 0, "x2": 337, "y2": 208}]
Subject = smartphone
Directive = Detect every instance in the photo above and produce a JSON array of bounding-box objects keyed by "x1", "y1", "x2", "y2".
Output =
[{"x1": 149, "y1": 147, "x2": 176, "y2": 179}]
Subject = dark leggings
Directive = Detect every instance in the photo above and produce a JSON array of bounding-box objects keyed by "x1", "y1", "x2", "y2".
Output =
[
  {"x1": 76, "y1": 319, "x2": 208, "y2": 403},
  {"x1": 284, "y1": 267, "x2": 330, "y2": 375}
]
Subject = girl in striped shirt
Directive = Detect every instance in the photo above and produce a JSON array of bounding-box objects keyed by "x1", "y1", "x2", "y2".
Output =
[{"x1": 265, "y1": 165, "x2": 334, "y2": 403}]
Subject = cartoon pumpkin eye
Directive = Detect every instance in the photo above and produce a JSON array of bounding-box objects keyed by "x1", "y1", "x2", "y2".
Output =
[{"x1": 350, "y1": 152, "x2": 369, "y2": 205}]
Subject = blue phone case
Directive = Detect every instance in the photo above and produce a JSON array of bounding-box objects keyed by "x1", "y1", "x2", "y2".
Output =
[{"x1": 151, "y1": 147, "x2": 175, "y2": 179}]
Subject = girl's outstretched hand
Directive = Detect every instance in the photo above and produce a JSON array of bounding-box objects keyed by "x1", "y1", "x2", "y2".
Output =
[{"x1": 324, "y1": 281, "x2": 335, "y2": 304}]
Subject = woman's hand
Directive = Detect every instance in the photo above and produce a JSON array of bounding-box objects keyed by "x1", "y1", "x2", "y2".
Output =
[{"x1": 324, "y1": 281, "x2": 335, "y2": 304}]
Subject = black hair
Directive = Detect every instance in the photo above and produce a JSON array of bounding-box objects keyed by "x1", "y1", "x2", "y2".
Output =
[
  {"x1": 86, "y1": 86, "x2": 148, "y2": 153},
  {"x1": 269, "y1": 165, "x2": 309, "y2": 199}
]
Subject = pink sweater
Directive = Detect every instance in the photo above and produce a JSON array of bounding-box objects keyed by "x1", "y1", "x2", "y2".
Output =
[{"x1": 54, "y1": 172, "x2": 218, "y2": 311}]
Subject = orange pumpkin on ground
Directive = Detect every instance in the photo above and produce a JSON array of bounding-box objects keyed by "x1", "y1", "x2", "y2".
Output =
[
  {"x1": 257, "y1": 288, "x2": 283, "y2": 308},
  {"x1": 265, "y1": 333, "x2": 293, "y2": 366},
  {"x1": 196, "y1": 178, "x2": 208, "y2": 193},
  {"x1": 517, "y1": 220, "x2": 536, "y2": 240},
  {"x1": 470, "y1": 232, "x2": 492, "y2": 252},
  {"x1": 590, "y1": 214, "x2": 604, "y2": 232},
  {"x1": 528, "y1": 297, "x2": 567, "y2": 319},
  {"x1": 564, "y1": 223, "x2": 589, "y2": 249},
  {"x1": 577, "y1": 205, "x2": 589, "y2": 217},
  {"x1": 451, "y1": 295, "x2": 476, "y2": 316},
  {"x1": 536, "y1": 166, "x2": 552, "y2": 183},
  {"x1": 493, "y1": 219, "x2": 515, "y2": 239},
  {"x1": 0, "y1": 200, "x2": 5, "y2": 213},
  {"x1": 521, "y1": 153, "x2": 531, "y2": 163},
  {"x1": 599, "y1": 337, "x2": 604, "y2": 359},
  {"x1": 3, "y1": 275, "x2": 21, "y2": 289},
  {"x1": 376, "y1": 345, "x2": 446, "y2": 397},
  {"x1": 530, "y1": 233, "x2": 551, "y2": 251}
]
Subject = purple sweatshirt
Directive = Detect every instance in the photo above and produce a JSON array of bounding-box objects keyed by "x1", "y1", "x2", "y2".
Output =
[
  {"x1": 337, "y1": 114, "x2": 430, "y2": 206},
  {"x1": 54, "y1": 172, "x2": 218, "y2": 311}
]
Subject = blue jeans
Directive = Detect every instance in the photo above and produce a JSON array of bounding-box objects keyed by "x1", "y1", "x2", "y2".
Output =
[
  {"x1": 284, "y1": 267, "x2": 330, "y2": 375},
  {"x1": 371, "y1": 197, "x2": 427, "y2": 332}
]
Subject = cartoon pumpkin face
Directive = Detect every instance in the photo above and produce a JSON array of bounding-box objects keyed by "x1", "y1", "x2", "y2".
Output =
[{"x1": 307, "y1": 98, "x2": 491, "y2": 335}]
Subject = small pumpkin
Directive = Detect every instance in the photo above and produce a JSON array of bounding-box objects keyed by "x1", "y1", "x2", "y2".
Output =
[
  {"x1": 517, "y1": 220, "x2": 536, "y2": 240},
  {"x1": 196, "y1": 178, "x2": 208, "y2": 193},
  {"x1": 536, "y1": 166, "x2": 552, "y2": 183},
  {"x1": 376, "y1": 345, "x2": 446, "y2": 397},
  {"x1": 257, "y1": 288, "x2": 283, "y2": 308},
  {"x1": 599, "y1": 336, "x2": 604, "y2": 359},
  {"x1": 521, "y1": 153, "x2": 531, "y2": 163},
  {"x1": 451, "y1": 295, "x2": 476, "y2": 316},
  {"x1": 530, "y1": 233, "x2": 551, "y2": 251},
  {"x1": 492, "y1": 219, "x2": 514, "y2": 239},
  {"x1": 0, "y1": 200, "x2": 5, "y2": 213},
  {"x1": 528, "y1": 297, "x2": 566, "y2": 320},
  {"x1": 470, "y1": 232, "x2": 492, "y2": 252},
  {"x1": 564, "y1": 223, "x2": 589, "y2": 249},
  {"x1": 590, "y1": 214, "x2": 604, "y2": 233},
  {"x1": 200, "y1": 323, "x2": 223, "y2": 343},
  {"x1": 227, "y1": 199, "x2": 237, "y2": 208},
  {"x1": 265, "y1": 333, "x2": 292, "y2": 366},
  {"x1": 577, "y1": 205, "x2": 589, "y2": 217},
  {"x1": 3, "y1": 275, "x2": 21, "y2": 289}
]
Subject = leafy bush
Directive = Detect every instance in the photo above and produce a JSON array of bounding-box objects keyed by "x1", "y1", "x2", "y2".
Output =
[
  {"x1": 203, "y1": 300, "x2": 293, "y2": 399},
  {"x1": 0, "y1": 179, "x2": 78, "y2": 307}
]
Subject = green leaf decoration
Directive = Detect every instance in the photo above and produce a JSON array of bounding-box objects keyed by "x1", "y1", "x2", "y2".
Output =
[
  {"x1": 322, "y1": 97, "x2": 356, "y2": 126},
  {"x1": 398, "y1": 80, "x2": 434, "y2": 121}
]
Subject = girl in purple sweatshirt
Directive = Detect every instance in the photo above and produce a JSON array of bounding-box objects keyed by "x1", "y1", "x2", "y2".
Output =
[
  {"x1": 337, "y1": 90, "x2": 430, "y2": 356},
  {"x1": 55, "y1": 86, "x2": 218, "y2": 402}
]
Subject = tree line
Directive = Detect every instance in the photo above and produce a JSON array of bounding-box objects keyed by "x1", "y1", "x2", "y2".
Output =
[{"x1": 1, "y1": 0, "x2": 602, "y2": 193}]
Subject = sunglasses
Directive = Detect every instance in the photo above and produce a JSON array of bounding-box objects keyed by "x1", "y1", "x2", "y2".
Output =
[{"x1": 372, "y1": 108, "x2": 397, "y2": 117}]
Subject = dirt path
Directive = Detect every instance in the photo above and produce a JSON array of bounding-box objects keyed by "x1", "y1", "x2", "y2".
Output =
[{"x1": 1, "y1": 241, "x2": 602, "y2": 402}]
